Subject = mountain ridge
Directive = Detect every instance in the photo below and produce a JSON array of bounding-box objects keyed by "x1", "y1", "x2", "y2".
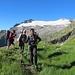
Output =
[{"x1": 16, "y1": 18, "x2": 71, "y2": 27}]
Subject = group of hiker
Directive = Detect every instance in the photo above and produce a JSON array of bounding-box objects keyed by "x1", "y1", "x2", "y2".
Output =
[{"x1": 6, "y1": 29, "x2": 41, "y2": 69}]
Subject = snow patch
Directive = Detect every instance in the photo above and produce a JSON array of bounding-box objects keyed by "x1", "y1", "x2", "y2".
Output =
[{"x1": 17, "y1": 19, "x2": 71, "y2": 27}]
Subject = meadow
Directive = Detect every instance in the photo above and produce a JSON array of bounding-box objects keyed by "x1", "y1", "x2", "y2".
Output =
[{"x1": 0, "y1": 35, "x2": 75, "y2": 75}]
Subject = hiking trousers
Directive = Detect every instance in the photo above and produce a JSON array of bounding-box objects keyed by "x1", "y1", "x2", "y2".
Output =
[
  {"x1": 19, "y1": 45, "x2": 24, "y2": 54},
  {"x1": 28, "y1": 45, "x2": 37, "y2": 65}
]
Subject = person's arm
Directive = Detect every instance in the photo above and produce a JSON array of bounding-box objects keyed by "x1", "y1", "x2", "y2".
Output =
[
  {"x1": 18, "y1": 35, "x2": 22, "y2": 46},
  {"x1": 24, "y1": 35, "x2": 27, "y2": 43},
  {"x1": 25, "y1": 36, "x2": 29, "y2": 43},
  {"x1": 37, "y1": 35, "x2": 41, "y2": 43},
  {"x1": 19, "y1": 35, "x2": 22, "y2": 42}
]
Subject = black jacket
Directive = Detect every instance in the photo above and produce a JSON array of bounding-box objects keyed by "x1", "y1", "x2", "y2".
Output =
[
  {"x1": 19, "y1": 34, "x2": 27, "y2": 46},
  {"x1": 26, "y1": 34, "x2": 41, "y2": 46}
]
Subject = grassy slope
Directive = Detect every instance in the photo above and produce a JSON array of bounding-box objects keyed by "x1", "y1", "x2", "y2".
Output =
[
  {"x1": 39, "y1": 36, "x2": 75, "y2": 75},
  {"x1": 0, "y1": 36, "x2": 75, "y2": 75}
]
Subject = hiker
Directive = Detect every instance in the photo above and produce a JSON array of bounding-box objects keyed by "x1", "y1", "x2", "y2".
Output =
[
  {"x1": 6, "y1": 30, "x2": 10, "y2": 49},
  {"x1": 13, "y1": 30, "x2": 16, "y2": 40},
  {"x1": 7, "y1": 30, "x2": 15, "y2": 49},
  {"x1": 19, "y1": 30, "x2": 27, "y2": 55},
  {"x1": 26, "y1": 29, "x2": 41, "y2": 69},
  {"x1": 13, "y1": 30, "x2": 17, "y2": 44}
]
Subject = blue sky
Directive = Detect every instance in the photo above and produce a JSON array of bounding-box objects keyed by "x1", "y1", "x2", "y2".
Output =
[{"x1": 0, "y1": 0, "x2": 75, "y2": 30}]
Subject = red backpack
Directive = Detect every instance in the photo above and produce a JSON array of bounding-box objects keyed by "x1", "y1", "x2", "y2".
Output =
[{"x1": 9, "y1": 33, "x2": 14, "y2": 39}]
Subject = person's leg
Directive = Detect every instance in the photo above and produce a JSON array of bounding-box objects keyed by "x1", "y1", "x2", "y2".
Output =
[
  {"x1": 6, "y1": 39, "x2": 8, "y2": 49},
  {"x1": 20, "y1": 45, "x2": 22, "y2": 54},
  {"x1": 28, "y1": 46, "x2": 33, "y2": 65},
  {"x1": 11, "y1": 44, "x2": 14, "y2": 49},
  {"x1": 6, "y1": 39, "x2": 10, "y2": 50},
  {"x1": 22, "y1": 44, "x2": 24, "y2": 54},
  {"x1": 9, "y1": 39, "x2": 14, "y2": 49},
  {"x1": 33, "y1": 46, "x2": 37, "y2": 68},
  {"x1": 19, "y1": 45, "x2": 23, "y2": 60}
]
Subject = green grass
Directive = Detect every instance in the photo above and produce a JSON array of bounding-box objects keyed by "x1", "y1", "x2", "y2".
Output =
[
  {"x1": 39, "y1": 36, "x2": 75, "y2": 75},
  {"x1": 0, "y1": 36, "x2": 75, "y2": 75}
]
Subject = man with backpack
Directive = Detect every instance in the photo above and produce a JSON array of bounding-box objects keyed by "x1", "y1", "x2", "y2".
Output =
[
  {"x1": 19, "y1": 30, "x2": 27, "y2": 55},
  {"x1": 26, "y1": 29, "x2": 41, "y2": 69},
  {"x1": 7, "y1": 30, "x2": 15, "y2": 49}
]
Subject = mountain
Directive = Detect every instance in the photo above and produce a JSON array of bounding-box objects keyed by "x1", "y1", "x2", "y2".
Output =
[
  {"x1": 17, "y1": 18, "x2": 71, "y2": 27},
  {"x1": 0, "y1": 18, "x2": 71, "y2": 47},
  {"x1": 0, "y1": 30, "x2": 6, "y2": 47},
  {"x1": 15, "y1": 18, "x2": 71, "y2": 40},
  {"x1": 51, "y1": 21, "x2": 75, "y2": 44},
  {"x1": 0, "y1": 30, "x2": 6, "y2": 38},
  {"x1": 14, "y1": 19, "x2": 34, "y2": 27}
]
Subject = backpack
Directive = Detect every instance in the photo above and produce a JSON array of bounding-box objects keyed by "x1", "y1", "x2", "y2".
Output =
[
  {"x1": 9, "y1": 32, "x2": 15, "y2": 39},
  {"x1": 28, "y1": 34, "x2": 41, "y2": 47},
  {"x1": 6, "y1": 30, "x2": 10, "y2": 40},
  {"x1": 28, "y1": 34, "x2": 38, "y2": 46},
  {"x1": 19, "y1": 34, "x2": 27, "y2": 43}
]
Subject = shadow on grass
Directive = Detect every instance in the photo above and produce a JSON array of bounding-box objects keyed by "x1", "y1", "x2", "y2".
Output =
[
  {"x1": 48, "y1": 61, "x2": 75, "y2": 70},
  {"x1": 15, "y1": 47, "x2": 19, "y2": 49},
  {"x1": 37, "y1": 48, "x2": 44, "y2": 51},
  {"x1": 62, "y1": 61, "x2": 75, "y2": 69},
  {"x1": 37, "y1": 54, "x2": 44, "y2": 59},
  {"x1": 37, "y1": 63, "x2": 42, "y2": 72},
  {"x1": 8, "y1": 57, "x2": 16, "y2": 62},
  {"x1": 48, "y1": 51, "x2": 67, "y2": 58}
]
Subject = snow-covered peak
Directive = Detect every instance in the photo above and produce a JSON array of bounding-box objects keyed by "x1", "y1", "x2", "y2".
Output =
[{"x1": 17, "y1": 19, "x2": 71, "y2": 27}]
